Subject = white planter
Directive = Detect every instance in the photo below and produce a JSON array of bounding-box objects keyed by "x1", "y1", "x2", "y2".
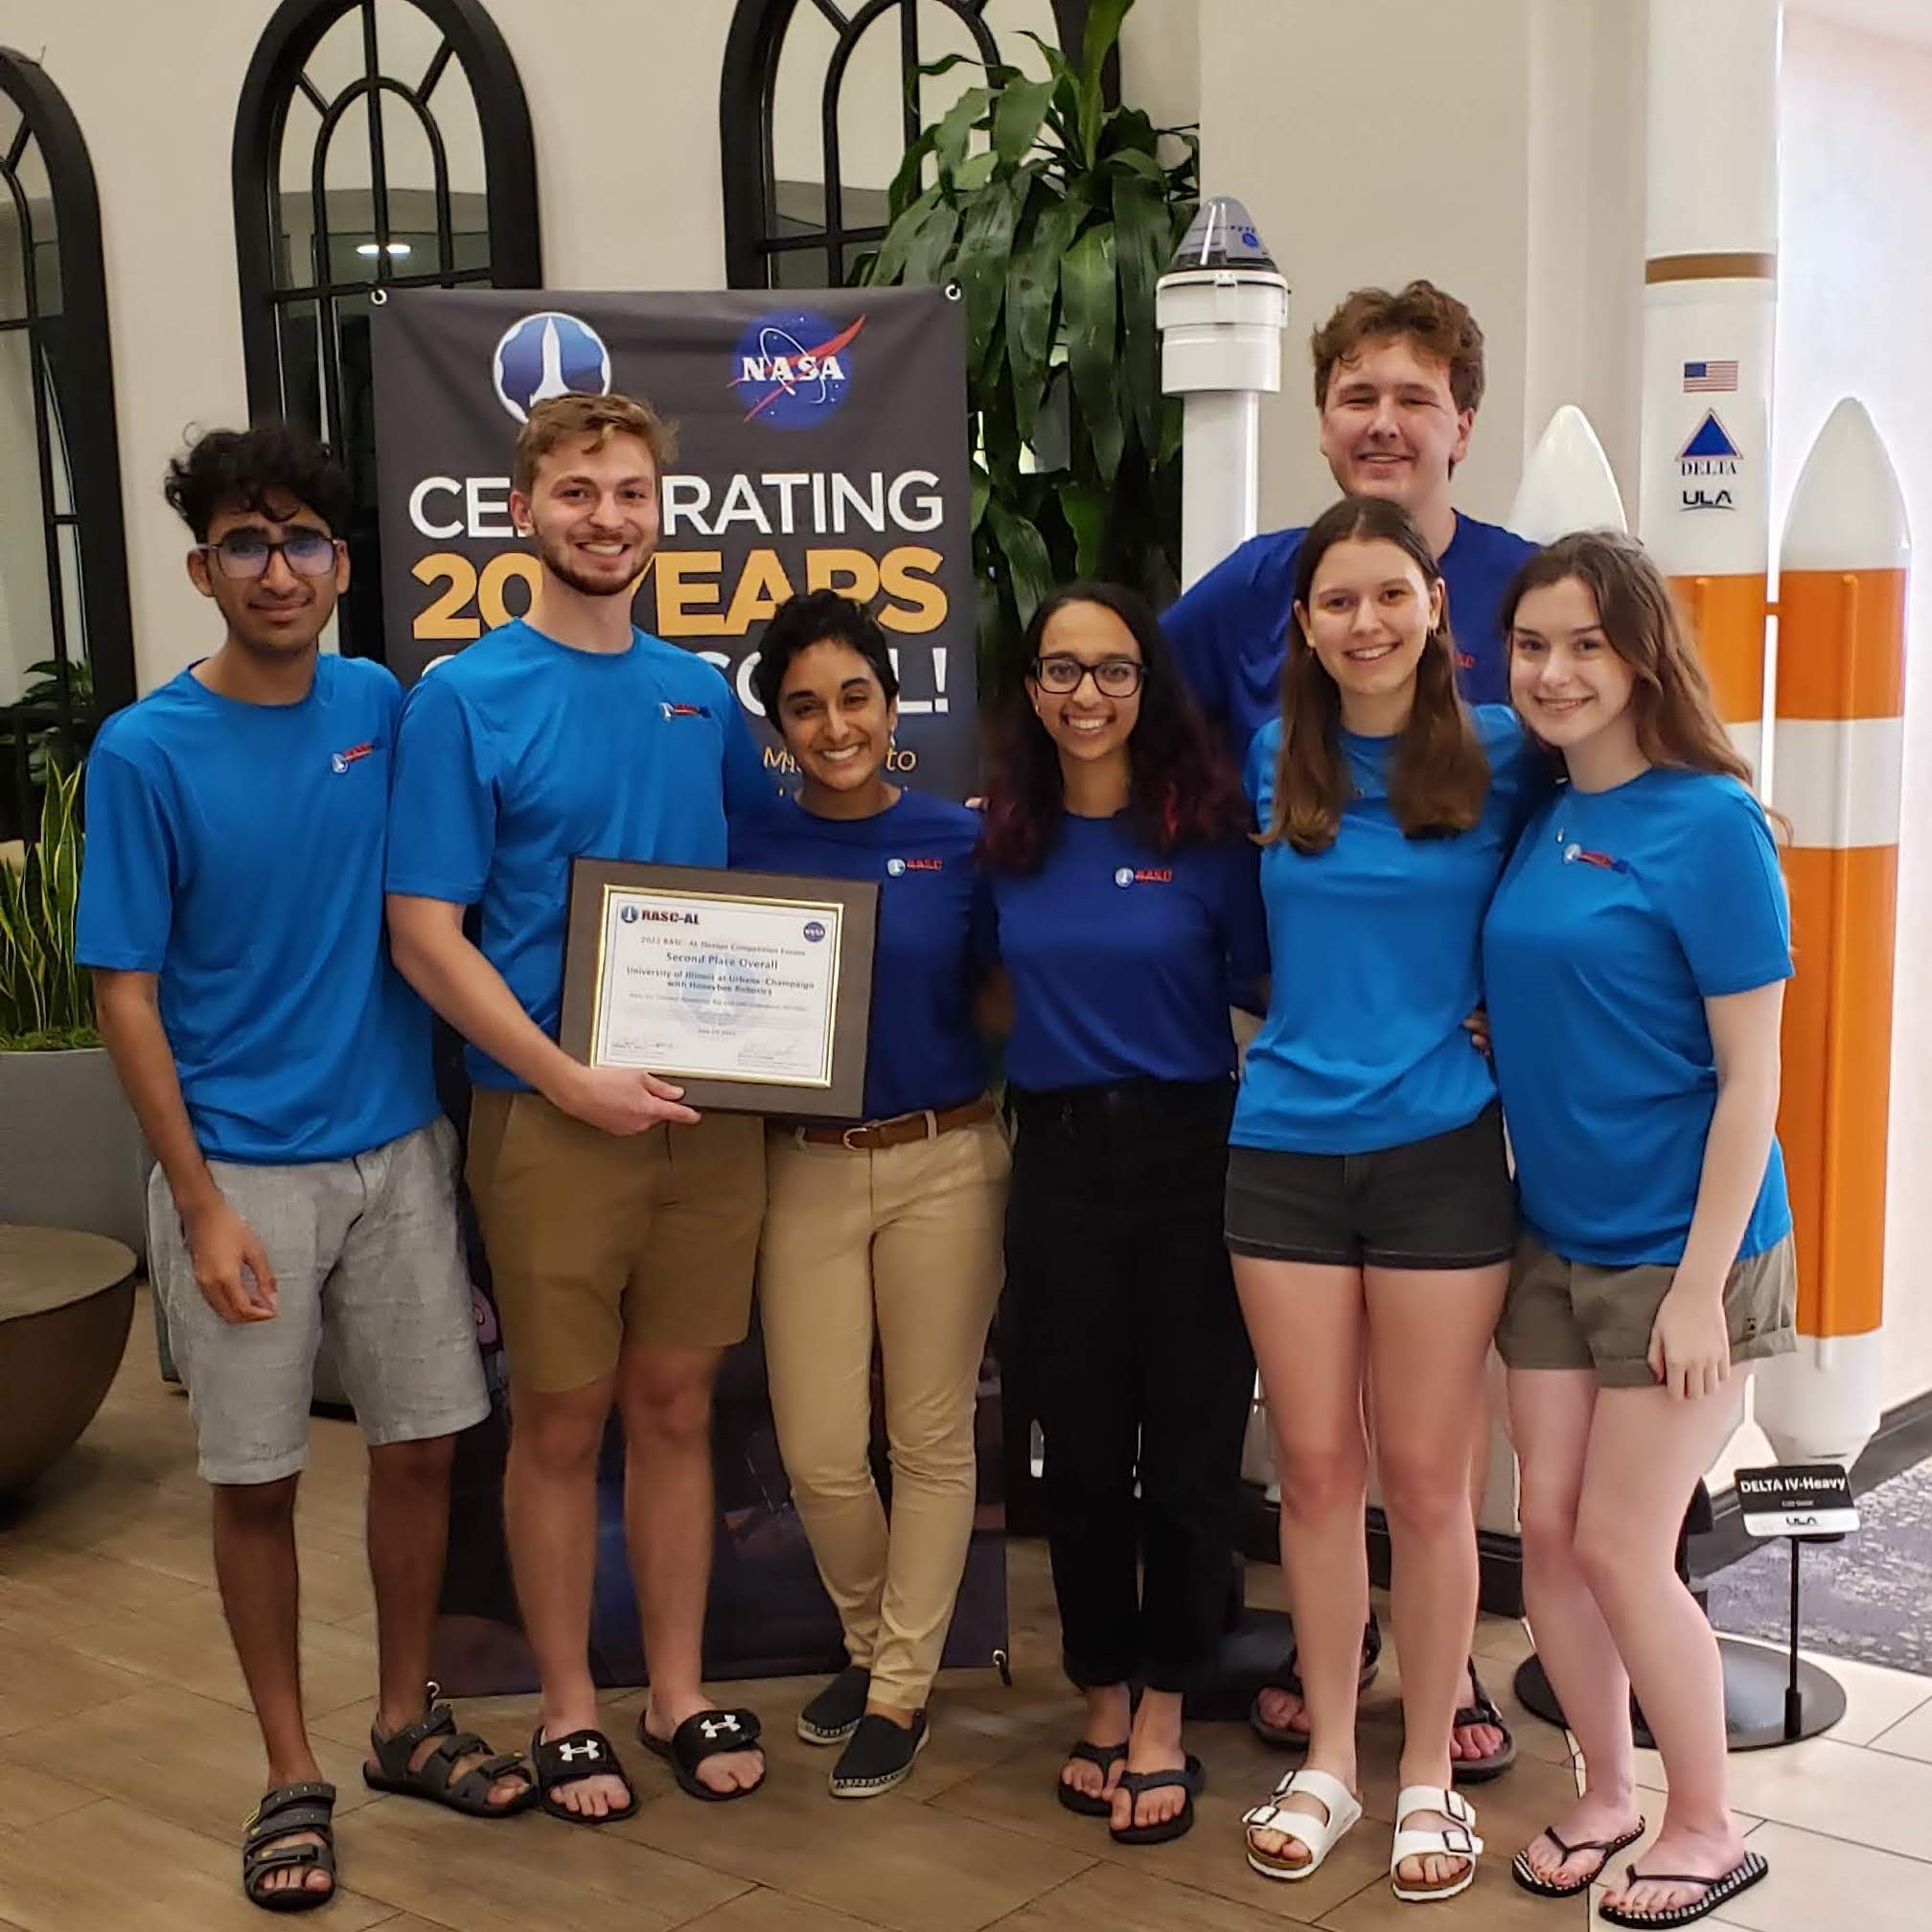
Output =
[{"x1": 0, "y1": 1046, "x2": 150, "y2": 1259}]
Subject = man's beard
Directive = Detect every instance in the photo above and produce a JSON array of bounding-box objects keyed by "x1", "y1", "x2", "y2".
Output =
[{"x1": 537, "y1": 526, "x2": 650, "y2": 600}]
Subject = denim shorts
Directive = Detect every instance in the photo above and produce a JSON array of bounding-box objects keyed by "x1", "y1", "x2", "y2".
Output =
[{"x1": 1225, "y1": 1101, "x2": 1517, "y2": 1271}]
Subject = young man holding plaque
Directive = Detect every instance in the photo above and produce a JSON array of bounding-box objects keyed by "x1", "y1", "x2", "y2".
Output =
[
  {"x1": 386, "y1": 393, "x2": 774, "y2": 1819},
  {"x1": 80, "y1": 426, "x2": 532, "y2": 1914}
]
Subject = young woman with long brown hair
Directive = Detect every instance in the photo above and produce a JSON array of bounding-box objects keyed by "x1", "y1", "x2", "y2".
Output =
[
  {"x1": 1231, "y1": 496, "x2": 1539, "y2": 1904},
  {"x1": 1486, "y1": 532, "x2": 1790, "y2": 1928}
]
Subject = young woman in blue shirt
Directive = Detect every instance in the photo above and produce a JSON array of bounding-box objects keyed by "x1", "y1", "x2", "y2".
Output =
[
  {"x1": 733, "y1": 591, "x2": 1008, "y2": 1800},
  {"x1": 1486, "y1": 534, "x2": 1791, "y2": 1928},
  {"x1": 1231, "y1": 496, "x2": 1537, "y2": 1903},
  {"x1": 983, "y1": 583, "x2": 1266, "y2": 1847}
]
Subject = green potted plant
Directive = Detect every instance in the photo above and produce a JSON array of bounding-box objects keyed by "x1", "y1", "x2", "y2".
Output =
[
  {"x1": 0, "y1": 758, "x2": 150, "y2": 1257},
  {"x1": 858, "y1": 0, "x2": 1197, "y2": 691}
]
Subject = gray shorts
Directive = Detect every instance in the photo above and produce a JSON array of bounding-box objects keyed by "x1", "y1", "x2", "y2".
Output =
[{"x1": 149, "y1": 1116, "x2": 489, "y2": 1484}]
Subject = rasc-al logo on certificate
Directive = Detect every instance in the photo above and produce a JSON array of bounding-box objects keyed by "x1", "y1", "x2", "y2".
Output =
[{"x1": 492, "y1": 311, "x2": 613, "y2": 423}]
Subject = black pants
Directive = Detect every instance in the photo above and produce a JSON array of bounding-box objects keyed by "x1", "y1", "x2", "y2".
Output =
[{"x1": 1004, "y1": 1078, "x2": 1255, "y2": 1691}]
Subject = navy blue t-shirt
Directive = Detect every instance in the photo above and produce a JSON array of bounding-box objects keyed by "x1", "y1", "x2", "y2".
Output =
[
  {"x1": 1484, "y1": 769, "x2": 1793, "y2": 1266},
  {"x1": 385, "y1": 618, "x2": 773, "y2": 1089},
  {"x1": 731, "y1": 789, "x2": 991, "y2": 1121},
  {"x1": 1233, "y1": 705, "x2": 1542, "y2": 1155},
  {"x1": 1164, "y1": 513, "x2": 1537, "y2": 750},
  {"x1": 76, "y1": 656, "x2": 437, "y2": 1163},
  {"x1": 988, "y1": 815, "x2": 1268, "y2": 1092}
]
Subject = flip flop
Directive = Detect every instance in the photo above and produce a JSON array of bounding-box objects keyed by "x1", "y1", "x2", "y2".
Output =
[
  {"x1": 1108, "y1": 1755, "x2": 1203, "y2": 1846},
  {"x1": 637, "y1": 1708, "x2": 765, "y2": 1802},
  {"x1": 1248, "y1": 1619, "x2": 1383, "y2": 1750},
  {"x1": 1598, "y1": 1851, "x2": 1769, "y2": 1927},
  {"x1": 1512, "y1": 1818, "x2": 1647, "y2": 1898},
  {"x1": 1055, "y1": 1737, "x2": 1128, "y2": 1816},
  {"x1": 1449, "y1": 1659, "x2": 1517, "y2": 1784}
]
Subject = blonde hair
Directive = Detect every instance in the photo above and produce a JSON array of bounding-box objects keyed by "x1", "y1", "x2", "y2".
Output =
[{"x1": 512, "y1": 392, "x2": 678, "y2": 496}]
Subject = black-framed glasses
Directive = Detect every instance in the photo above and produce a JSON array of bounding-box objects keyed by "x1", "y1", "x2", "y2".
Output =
[
  {"x1": 1030, "y1": 654, "x2": 1146, "y2": 698},
  {"x1": 199, "y1": 530, "x2": 341, "y2": 581}
]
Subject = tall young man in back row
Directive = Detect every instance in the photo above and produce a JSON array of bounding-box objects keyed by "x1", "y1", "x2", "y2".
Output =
[
  {"x1": 385, "y1": 393, "x2": 773, "y2": 1820},
  {"x1": 80, "y1": 426, "x2": 535, "y2": 1915},
  {"x1": 1164, "y1": 280, "x2": 1530, "y2": 1779}
]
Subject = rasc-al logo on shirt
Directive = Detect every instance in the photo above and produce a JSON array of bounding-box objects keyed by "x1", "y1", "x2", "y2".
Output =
[{"x1": 1115, "y1": 866, "x2": 1173, "y2": 887}]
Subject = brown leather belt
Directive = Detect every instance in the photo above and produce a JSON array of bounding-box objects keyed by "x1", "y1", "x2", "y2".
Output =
[{"x1": 793, "y1": 1093, "x2": 997, "y2": 1152}]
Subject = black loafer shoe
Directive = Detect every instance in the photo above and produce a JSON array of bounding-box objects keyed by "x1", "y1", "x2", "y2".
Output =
[
  {"x1": 828, "y1": 1712, "x2": 929, "y2": 1798},
  {"x1": 797, "y1": 1665, "x2": 871, "y2": 1744}
]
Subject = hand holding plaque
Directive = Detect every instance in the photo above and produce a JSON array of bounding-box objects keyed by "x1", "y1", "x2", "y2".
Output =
[{"x1": 560, "y1": 861, "x2": 878, "y2": 1118}]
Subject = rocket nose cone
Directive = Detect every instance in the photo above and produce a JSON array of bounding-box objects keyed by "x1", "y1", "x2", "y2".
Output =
[
  {"x1": 1168, "y1": 196, "x2": 1279, "y2": 275},
  {"x1": 1782, "y1": 398, "x2": 1911, "y2": 572},
  {"x1": 1508, "y1": 404, "x2": 1629, "y2": 543}
]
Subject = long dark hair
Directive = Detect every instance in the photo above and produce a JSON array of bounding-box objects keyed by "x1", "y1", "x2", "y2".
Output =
[
  {"x1": 1265, "y1": 494, "x2": 1489, "y2": 853},
  {"x1": 981, "y1": 581, "x2": 1245, "y2": 874}
]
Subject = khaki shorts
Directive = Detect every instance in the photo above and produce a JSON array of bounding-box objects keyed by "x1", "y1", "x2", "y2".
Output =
[
  {"x1": 1497, "y1": 1230, "x2": 1797, "y2": 1388},
  {"x1": 467, "y1": 1089, "x2": 766, "y2": 1392}
]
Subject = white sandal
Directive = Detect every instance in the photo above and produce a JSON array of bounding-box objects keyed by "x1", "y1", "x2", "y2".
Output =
[
  {"x1": 1241, "y1": 1766, "x2": 1363, "y2": 1882},
  {"x1": 1390, "y1": 1784, "x2": 1483, "y2": 1902}
]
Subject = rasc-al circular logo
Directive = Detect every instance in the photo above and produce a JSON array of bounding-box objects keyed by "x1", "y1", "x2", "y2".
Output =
[
  {"x1": 1114, "y1": 866, "x2": 1136, "y2": 888},
  {"x1": 493, "y1": 311, "x2": 612, "y2": 423},
  {"x1": 619, "y1": 905, "x2": 641, "y2": 924},
  {"x1": 729, "y1": 310, "x2": 864, "y2": 429}
]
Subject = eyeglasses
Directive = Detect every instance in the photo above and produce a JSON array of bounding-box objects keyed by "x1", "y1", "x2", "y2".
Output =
[
  {"x1": 199, "y1": 531, "x2": 341, "y2": 581},
  {"x1": 1030, "y1": 654, "x2": 1146, "y2": 698}
]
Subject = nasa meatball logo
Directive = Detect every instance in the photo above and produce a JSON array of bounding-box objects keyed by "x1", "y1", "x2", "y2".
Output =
[
  {"x1": 802, "y1": 920, "x2": 828, "y2": 942},
  {"x1": 492, "y1": 311, "x2": 612, "y2": 423},
  {"x1": 730, "y1": 310, "x2": 864, "y2": 427}
]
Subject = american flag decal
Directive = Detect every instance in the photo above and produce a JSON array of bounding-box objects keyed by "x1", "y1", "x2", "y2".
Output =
[{"x1": 1684, "y1": 359, "x2": 1739, "y2": 392}]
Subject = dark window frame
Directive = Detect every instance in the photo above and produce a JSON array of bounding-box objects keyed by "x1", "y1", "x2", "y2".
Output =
[
  {"x1": 720, "y1": 0, "x2": 1114, "y2": 291},
  {"x1": 231, "y1": 0, "x2": 540, "y2": 659},
  {"x1": 0, "y1": 45, "x2": 135, "y2": 840}
]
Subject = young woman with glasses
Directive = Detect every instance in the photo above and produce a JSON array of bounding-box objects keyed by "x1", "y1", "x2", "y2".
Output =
[{"x1": 982, "y1": 582, "x2": 1266, "y2": 1848}]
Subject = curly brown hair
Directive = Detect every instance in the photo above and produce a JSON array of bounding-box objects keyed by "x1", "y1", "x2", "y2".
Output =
[
  {"x1": 1311, "y1": 280, "x2": 1486, "y2": 415},
  {"x1": 1263, "y1": 496, "x2": 1491, "y2": 854},
  {"x1": 512, "y1": 392, "x2": 678, "y2": 497}
]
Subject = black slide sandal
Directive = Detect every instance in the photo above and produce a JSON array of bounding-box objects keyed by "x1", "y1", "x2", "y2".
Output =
[
  {"x1": 638, "y1": 1708, "x2": 765, "y2": 1802},
  {"x1": 1450, "y1": 1659, "x2": 1518, "y2": 1783},
  {"x1": 530, "y1": 1726, "x2": 638, "y2": 1826},
  {"x1": 1056, "y1": 1738, "x2": 1129, "y2": 1816},
  {"x1": 1108, "y1": 1756, "x2": 1204, "y2": 1846},
  {"x1": 242, "y1": 1781, "x2": 337, "y2": 1914},
  {"x1": 1598, "y1": 1852, "x2": 1769, "y2": 1927},
  {"x1": 1249, "y1": 1620, "x2": 1383, "y2": 1750},
  {"x1": 1511, "y1": 1818, "x2": 1646, "y2": 1898}
]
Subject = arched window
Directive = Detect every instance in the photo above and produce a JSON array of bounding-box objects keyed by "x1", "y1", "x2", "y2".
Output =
[
  {"x1": 232, "y1": 0, "x2": 540, "y2": 661},
  {"x1": 721, "y1": 0, "x2": 1111, "y2": 291},
  {"x1": 0, "y1": 48, "x2": 134, "y2": 845}
]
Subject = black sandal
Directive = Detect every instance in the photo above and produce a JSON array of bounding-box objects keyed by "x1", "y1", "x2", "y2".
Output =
[
  {"x1": 637, "y1": 1708, "x2": 765, "y2": 1802},
  {"x1": 1248, "y1": 1619, "x2": 1384, "y2": 1750},
  {"x1": 1450, "y1": 1659, "x2": 1518, "y2": 1783},
  {"x1": 364, "y1": 1685, "x2": 538, "y2": 1816},
  {"x1": 242, "y1": 1781, "x2": 337, "y2": 1914},
  {"x1": 1108, "y1": 1755, "x2": 1204, "y2": 1846},
  {"x1": 1512, "y1": 1818, "x2": 1647, "y2": 1898},
  {"x1": 1055, "y1": 1738, "x2": 1128, "y2": 1816},
  {"x1": 530, "y1": 1726, "x2": 638, "y2": 1826},
  {"x1": 1598, "y1": 1851, "x2": 1769, "y2": 1926}
]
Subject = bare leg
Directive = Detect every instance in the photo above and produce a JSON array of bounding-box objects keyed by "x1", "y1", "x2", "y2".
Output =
[
  {"x1": 213, "y1": 1476, "x2": 331, "y2": 1902},
  {"x1": 364, "y1": 1434, "x2": 528, "y2": 1808},
  {"x1": 623, "y1": 1344, "x2": 765, "y2": 1795},
  {"x1": 1365, "y1": 1261, "x2": 1509, "y2": 1891},
  {"x1": 1236, "y1": 1256, "x2": 1368, "y2": 1867},
  {"x1": 504, "y1": 1371, "x2": 632, "y2": 1818},
  {"x1": 1508, "y1": 1368, "x2": 1643, "y2": 1887},
  {"x1": 1581, "y1": 1383, "x2": 1752, "y2": 1920},
  {"x1": 1451, "y1": 1359, "x2": 1507, "y2": 1764}
]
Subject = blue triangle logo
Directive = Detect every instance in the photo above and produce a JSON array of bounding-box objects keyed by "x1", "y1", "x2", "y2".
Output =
[{"x1": 1680, "y1": 411, "x2": 1739, "y2": 460}]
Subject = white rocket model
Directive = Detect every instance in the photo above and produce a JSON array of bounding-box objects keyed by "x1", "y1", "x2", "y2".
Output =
[
  {"x1": 1509, "y1": 405, "x2": 1629, "y2": 543},
  {"x1": 1156, "y1": 198, "x2": 1290, "y2": 589}
]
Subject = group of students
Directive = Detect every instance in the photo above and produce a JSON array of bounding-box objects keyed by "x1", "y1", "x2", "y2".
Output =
[{"x1": 75, "y1": 280, "x2": 1790, "y2": 1929}]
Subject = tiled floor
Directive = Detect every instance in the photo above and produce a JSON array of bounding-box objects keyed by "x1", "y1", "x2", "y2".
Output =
[{"x1": 2, "y1": 1291, "x2": 1929, "y2": 1930}]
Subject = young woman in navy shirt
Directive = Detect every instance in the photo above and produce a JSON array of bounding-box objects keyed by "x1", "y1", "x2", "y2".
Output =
[
  {"x1": 984, "y1": 582, "x2": 1265, "y2": 1847},
  {"x1": 734, "y1": 592, "x2": 1007, "y2": 1799},
  {"x1": 1231, "y1": 496, "x2": 1538, "y2": 1903},
  {"x1": 1486, "y1": 534, "x2": 1791, "y2": 1927}
]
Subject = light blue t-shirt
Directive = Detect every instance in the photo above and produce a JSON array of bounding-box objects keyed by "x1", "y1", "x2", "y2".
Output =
[
  {"x1": 989, "y1": 816, "x2": 1267, "y2": 1092},
  {"x1": 1232, "y1": 704, "x2": 1540, "y2": 1155},
  {"x1": 1484, "y1": 768, "x2": 1793, "y2": 1266},
  {"x1": 76, "y1": 656, "x2": 437, "y2": 1163},
  {"x1": 385, "y1": 618, "x2": 773, "y2": 1090}
]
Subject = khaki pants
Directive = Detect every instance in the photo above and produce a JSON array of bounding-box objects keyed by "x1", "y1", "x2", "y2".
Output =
[{"x1": 757, "y1": 1114, "x2": 1010, "y2": 1712}]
